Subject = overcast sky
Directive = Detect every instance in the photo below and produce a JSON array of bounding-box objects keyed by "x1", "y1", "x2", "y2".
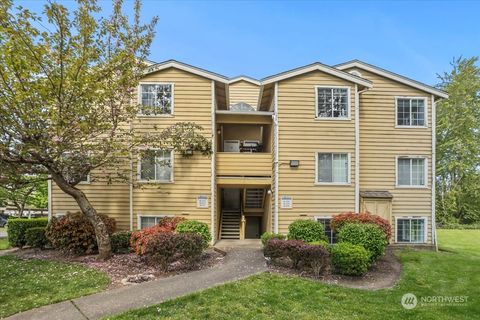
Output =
[{"x1": 17, "y1": 0, "x2": 480, "y2": 85}]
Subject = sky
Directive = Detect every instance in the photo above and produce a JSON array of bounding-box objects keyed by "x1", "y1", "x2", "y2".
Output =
[{"x1": 16, "y1": 0, "x2": 480, "y2": 86}]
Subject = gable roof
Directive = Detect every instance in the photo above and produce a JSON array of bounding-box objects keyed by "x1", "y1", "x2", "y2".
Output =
[
  {"x1": 335, "y1": 60, "x2": 448, "y2": 99},
  {"x1": 144, "y1": 59, "x2": 229, "y2": 83},
  {"x1": 261, "y1": 62, "x2": 373, "y2": 87},
  {"x1": 229, "y1": 76, "x2": 261, "y2": 86}
]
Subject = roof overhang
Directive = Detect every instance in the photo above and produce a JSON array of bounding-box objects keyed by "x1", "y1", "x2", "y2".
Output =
[
  {"x1": 216, "y1": 110, "x2": 273, "y2": 116},
  {"x1": 335, "y1": 60, "x2": 448, "y2": 99},
  {"x1": 229, "y1": 76, "x2": 261, "y2": 86},
  {"x1": 261, "y1": 62, "x2": 373, "y2": 88},
  {"x1": 144, "y1": 60, "x2": 229, "y2": 83}
]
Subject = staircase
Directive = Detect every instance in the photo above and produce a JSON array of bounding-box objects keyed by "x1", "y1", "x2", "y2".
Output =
[
  {"x1": 220, "y1": 209, "x2": 241, "y2": 239},
  {"x1": 245, "y1": 189, "x2": 265, "y2": 209}
]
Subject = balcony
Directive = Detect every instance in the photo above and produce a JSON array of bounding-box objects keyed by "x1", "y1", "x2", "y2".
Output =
[{"x1": 216, "y1": 152, "x2": 272, "y2": 177}]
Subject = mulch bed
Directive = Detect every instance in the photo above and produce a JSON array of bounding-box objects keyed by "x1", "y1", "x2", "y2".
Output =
[
  {"x1": 267, "y1": 248, "x2": 402, "y2": 290},
  {"x1": 14, "y1": 248, "x2": 225, "y2": 289}
]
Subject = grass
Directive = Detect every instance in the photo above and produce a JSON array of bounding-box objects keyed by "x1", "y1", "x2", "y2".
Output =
[
  {"x1": 108, "y1": 229, "x2": 479, "y2": 320},
  {"x1": 0, "y1": 255, "x2": 110, "y2": 318},
  {"x1": 0, "y1": 237, "x2": 9, "y2": 250}
]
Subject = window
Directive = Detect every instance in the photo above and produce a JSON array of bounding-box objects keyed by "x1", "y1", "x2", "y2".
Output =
[
  {"x1": 138, "y1": 215, "x2": 171, "y2": 229},
  {"x1": 397, "y1": 157, "x2": 426, "y2": 187},
  {"x1": 396, "y1": 98, "x2": 426, "y2": 127},
  {"x1": 140, "y1": 84, "x2": 173, "y2": 115},
  {"x1": 396, "y1": 218, "x2": 426, "y2": 243},
  {"x1": 139, "y1": 150, "x2": 173, "y2": 182},
  {"x1": 281, "y1": 196, "x2": 293, "y2": 209},
  {"x1": 316, "y1": 153, "x2": 349, "y2": 184},
  {"x1": 316, "y1": 218, "x2": 336, "y2": 244},
  {"x1": 197, "y1": 195, "x2": 208, "y2": 208},
  {"x1": 316, "y1": 87, "x2": 349, "y2": 119}
]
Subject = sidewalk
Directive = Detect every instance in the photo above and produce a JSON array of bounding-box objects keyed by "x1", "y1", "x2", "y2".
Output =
[{"x1": 7, "y1": 247, "x2": 267, "y2": 320}]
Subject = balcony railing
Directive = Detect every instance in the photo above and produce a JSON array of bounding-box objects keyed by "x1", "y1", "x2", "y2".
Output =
[{"x1": 216, "y1": 152, "x2": 272, "y2": 177}]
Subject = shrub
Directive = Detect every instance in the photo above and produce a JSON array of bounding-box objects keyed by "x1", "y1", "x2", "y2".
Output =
[
  {"x1": 45, "y1": 212, "x2": 116, "y2": 255},
  {"x1": 337, "y1": 223, "x2": 388, "y2": 262},
  {"x1": 330, "y1": 242, "x2": 370, "y2": 276},
  {"x1": 288, "y1": 219, "x2": 327, "y2": 243},
  {"x1": 111, "y1": 231, "x2": 132, "y2": 254},
  {"x1": 176, "y1": 220, "x2": 211, "y2": 248},
  {"x1": 284, "y1": 240, "x2": 305, "y2": 269},
  {"x1": 130, "y1": 224, "x2": 173, "y2": 255},
  {"x1": 8, "y1": 218, "x2": 48, "y2": 248},
  {"x1": 331, "y1": 212, "x2": 392, "y2": 241},
  {"x1": 260, "y1": 232, "x2": 286, "y2": 246},
  {"x1": 308, "y1": 240, "x2": 330, "y2": 250},
  {"x1": 142, "y1": 232, "x2": 204, "y2": 271},
  {"x1": 299, "y1": 244, "x2": 329, "y2": 277},
  {"x1": 158, "y1": 216, "x2": 186, "y2": 230},
  {"x1": 25, "y1": 227, "x2": 48, "y2": 249},
  {"x1": 175, "y1": 233, "x2": 204, "y2": 266},
  {"x1": 437, "y1": 222, "x2": 480, "y2": 230},
  {"x1": 263, "y1": 238, "x2": 288, "y2": 261}
]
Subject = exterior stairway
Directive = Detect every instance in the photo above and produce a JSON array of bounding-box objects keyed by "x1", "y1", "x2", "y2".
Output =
[
  {"x1": 220, "y1": 209, "x2": 241, "y2": 239},
  {"x1": 245, "y1": 188, "x2": 265, "y2": 209}
]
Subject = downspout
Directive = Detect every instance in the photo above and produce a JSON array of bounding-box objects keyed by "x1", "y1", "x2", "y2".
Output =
[
  {"x1": 47, "y1": 177, "x2": 52, "y2": 221},
  {"x1": 210, "y1": 80, "x2": 216, "y2": 245},
  {"x1": 273, "y1": 82, "x2": 279, "y2": 233},
  {"x1": 431, "y1": 94, "x2": 437, "y2": 250},
  {"x1": 129, "y1": 152, "x2": 133, "y2": 231},
  {"x1": 355, "y1": 85, "x2": 369, "y2": 213}
]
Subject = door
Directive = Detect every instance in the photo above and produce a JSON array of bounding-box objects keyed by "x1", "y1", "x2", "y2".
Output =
[
  {"x1": 362, "y1": 199, "x2": 392, "y2": 222},
  {"x1": 245, "y1": 217, "x2": 261, "y2": 239},
  {"x1": 222, "y1": 189, "x2": 241, "y2": 210}
]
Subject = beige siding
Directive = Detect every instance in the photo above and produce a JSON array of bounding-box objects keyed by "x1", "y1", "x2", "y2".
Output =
[
  {"x1": 276, "y1": 70, "x2": 357, "y2": 233},
  {"x1": 52, "y1": 67, "x2": 214, "y2": 231},
  {"x1": 348, "y1": 68, "x2": 433, "y2": 243},
  {"x1": 229, "y1": 80, "x2": 260, "y2": 108}
]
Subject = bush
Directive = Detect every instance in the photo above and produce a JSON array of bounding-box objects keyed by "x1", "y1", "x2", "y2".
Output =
[
  {"x1": 25, "y1": 227, "x2": 48, "y2": 249},
  {"x1": 263, "y1": 238, "x2": 288, "y2": 261},
  {"x1": 437, "y1": 222, "x2": 480, "y2": 230},
  {"x1": 337, "y1": 223, "x2": 388, "y2": 262},
  {"x1": 308, "y1": 240, "x2": 330, "y2": 250},
  {"x1": 284, "y1": 240, "x2": 305, "y2": 269},
  {"x1": 45, "y1": 212, "x2": 116, "y2": 255},
  {"x1": 130, "y1": 216, "x2": 185, "y2": 255},
  {"x1": 8, "y1": 218, "x2": 48, "y2": 248},
  {"x1": 330, "y1": 242, "x2": 370, "y2": 276},
  {"x1": 142, "y1": 232, "x2": 203, "y2": 271},
  {"x1": 298, "y1": 244, "x2": 329, "y2": 277},
  {"x1": 175, "y1": 220, "x2": 211, "y2": 248},
  {"x1": 111, "y1": 231, "x2": 132, "y2": 254},
  {"x1": 260, "y1": 232, "x2": 286, "y2": 246},
  {"x1": 288, "y1": 219, "x2": 327, "y2": 243},
  {"x1": 331, "y1": 212, "x2": 392, "y2": 241}
]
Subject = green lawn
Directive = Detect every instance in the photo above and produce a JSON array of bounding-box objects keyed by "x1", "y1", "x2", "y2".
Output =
[
  {"x1": 0, "y1": 237, "x2": 9, "y2": 250},
  {"x1": 108, "y1": 229, "x2": 479, "y2": 320},
  {"x1": 0, "y1": 255, "x2": 110, "y2": 318}
]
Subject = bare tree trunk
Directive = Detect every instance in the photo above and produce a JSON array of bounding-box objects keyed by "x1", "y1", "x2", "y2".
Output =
[{"x1": 50, "y1": 174, "x2": 112, "y2": 259}]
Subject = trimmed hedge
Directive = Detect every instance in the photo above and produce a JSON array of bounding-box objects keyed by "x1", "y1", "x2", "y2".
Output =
[
  {"x1": 143, "y1": 232, "x2": 203, "y2": 271},
  {"x1": 437, "y1": 222, "x2": 480, "y2": 230},
  {"x1": 299, "y1": 244, "x2": 329, "y2": 277},
  {"x1": 111, "y1": 231, "x2": 132, "y2": 254},
  {"x1": 330, "y1": 242, "x2": 370, "y2": 276},
  {"x1": 331, "y1": 212, "x2": 392, "y2": 241},
  {"x1": 288, "y1": 219, "x2": 327, "y2": 243},
  {"x1": 25, "y1": 227, "x2": 48, "y2": 249},
  {"x1": 176, "y1": 220, "x2": 211, "y2": 248},
  {"x1": 337, "y1": 223, "x2": 388, "y2": 262},
  {"x1": 45, "y1": 212, "x2": 116, "y2": 255},
  {"x1": 260, "y1": 232, "x2": 286, "y2": 246},
  {"x1": 8, "y1": 218, "x2": 48, "y2": 248}
]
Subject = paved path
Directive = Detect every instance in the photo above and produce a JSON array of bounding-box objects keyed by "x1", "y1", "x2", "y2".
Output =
[{"x1": 7, "y1": 248, "x2": 267, "y2": 320}]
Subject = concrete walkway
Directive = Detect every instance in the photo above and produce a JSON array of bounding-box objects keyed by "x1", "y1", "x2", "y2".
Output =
[{"x1": 7, "y1": 248, "x2": 267, "y2": 320}]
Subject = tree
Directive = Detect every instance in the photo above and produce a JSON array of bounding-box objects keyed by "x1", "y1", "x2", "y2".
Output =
[
  {"x1": 0, "y1": 0, "x2": 211, "y2": 259},
  {"x1": 0, "y1": 175, "x2": 47, "y2": 216},
  {"x1": 436, "y1": 57, "x2": 480, "y2": 224}
]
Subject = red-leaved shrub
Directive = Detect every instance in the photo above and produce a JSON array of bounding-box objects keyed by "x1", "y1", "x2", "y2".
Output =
[
  {"x1": 130, "y1": 217, "x2": 186, "y2": 255},
  {"x1": 331, "y1": 212, "x2": 392, "y2": 241}
]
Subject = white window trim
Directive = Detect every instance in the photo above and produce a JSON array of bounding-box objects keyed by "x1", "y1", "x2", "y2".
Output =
[
  {"x1": 395, "y1": 155, "x2": 428, "y2": 188},
  {"x1": 78, "y1": 174, "x2": 91, "y2": 185},
  {"x1": 314, "y1": 85, "x2": 351, "y2": 120},
  {"x1": 137, "y1": 82, "x2": 175, "y2": 117},
  {"x1": 137, "y1": 214, "x2": 174, "y2": 229},
  {"x1": 137, "y1": 149, "x2": 174, "y2": 184},
  {"x1": 394, "y1": 216, "x2": 428, "y2": 244},
  {"x1": 395, "y1": 96, "x2": 428, "y2": 128},
  {"x1": 315, "y1": 152, "x2": 351, "y2": 185},
  {"x1": 314, "y1": 215, "x2": 335, "y2": 243}
]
